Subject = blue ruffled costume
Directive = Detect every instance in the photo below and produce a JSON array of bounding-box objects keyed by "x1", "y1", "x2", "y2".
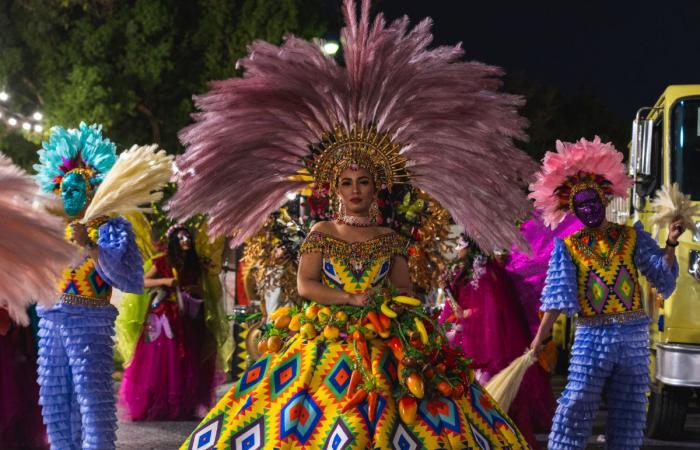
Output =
[
  {"x1": 542, "y1": 222, "x2": 678, "y2": 450},
  {"x1": 37, "y1": 217, "x2": 142, "y2": 450}
]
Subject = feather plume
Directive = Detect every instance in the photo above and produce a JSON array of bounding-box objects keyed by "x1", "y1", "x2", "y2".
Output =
[
  {"x1": 82, "y1": 144, "x2": 173, "y2": 223},
  {"x1": 650, "y1": 183, "x2": 700, "y2": 233},
  {"x1": 0, "y1": 154, "x2": 76, "y2": 325},
  {"x1": 171, "y1": 0, "x2": 536, "y2": 251},
  {"x1": 529, "y1": 137, "x2": 633, "y2": 229}
]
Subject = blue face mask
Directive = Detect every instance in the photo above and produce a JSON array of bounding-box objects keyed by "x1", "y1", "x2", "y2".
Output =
[{"x1": 61, "y1": 172, "x2": 89, "y2": 217}]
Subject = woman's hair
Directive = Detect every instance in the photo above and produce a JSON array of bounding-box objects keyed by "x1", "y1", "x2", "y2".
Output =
[{"x1": 167, "y1": 227, "x2": 201, "y2": 278}]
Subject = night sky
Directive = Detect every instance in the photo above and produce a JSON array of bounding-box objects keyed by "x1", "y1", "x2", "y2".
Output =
[{"x1": 376, "y1": 0, "x2": 700, "y2": 121}]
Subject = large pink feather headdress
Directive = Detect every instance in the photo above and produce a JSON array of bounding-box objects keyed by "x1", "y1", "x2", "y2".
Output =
[
  {"x1": 529, "y1": 136, "x2": 633, "y2": 229},
  {"x1": 0, "y1": 155, "x2": 75, "y2": 325},
  {"x1": 170, "y1": 0, "x2": 537, "y2": 251}
]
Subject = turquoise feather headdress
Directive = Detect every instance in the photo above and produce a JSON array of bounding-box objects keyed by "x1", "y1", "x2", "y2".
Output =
[{"x1": 34, "y1": 122, "x2": 117, "y2": 194}]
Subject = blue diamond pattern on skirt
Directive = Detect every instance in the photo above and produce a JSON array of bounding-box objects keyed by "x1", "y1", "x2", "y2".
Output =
[
  {"x1": 390, "y1": 421, "x2": 420, "y2": 450},
  {"x1": 322, "y1": 418, "x2": 353, "y2": 450},
  {"x1": 230, "y1": 417, "x2": 265, "y2": 450},
  {"x1": 189, "y1": 414, "x2": 224, "y2": 450},
  {"x1": 280, "y1": 389, "x2": 322, "y2": 444}
]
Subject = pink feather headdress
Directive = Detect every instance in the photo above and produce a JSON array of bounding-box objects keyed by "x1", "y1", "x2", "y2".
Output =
[
  {"x1": 170, "y1": 0, "x2": 537, "y2": 251},
  {"x1": 0, "y1": 155, "x2": 75, "y2": 325},
  {"x1": 529, "y1": 136, "x2": 633, "y2": 229}
]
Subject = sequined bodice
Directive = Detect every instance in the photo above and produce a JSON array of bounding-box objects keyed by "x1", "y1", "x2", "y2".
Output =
[
  {"x1": 565, "y1": 224, "x2": 641, "y2": 317},
  {"x1": 300, "y1": 231, "x2": 407, "y2": 294},
  {"x1": 58, "y1": 255, "x2": 111, "y2": 300}
]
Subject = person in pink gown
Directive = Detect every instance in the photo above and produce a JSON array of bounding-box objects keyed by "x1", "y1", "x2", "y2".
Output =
[
  {"x1": 440, "y1": 235, "x2": 555, "y2": 449},
  {"x1": 0, "y1": 306, "x2": 48, "y2": 450},
  {"x1": 119, "y1": 226, "x2": 221, "y2": 420}
]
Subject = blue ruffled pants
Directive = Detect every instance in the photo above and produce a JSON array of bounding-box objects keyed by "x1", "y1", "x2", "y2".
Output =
[
  {"x1": 549, "y1": 318, "x2": 649, "y2": 450},
  {"x1": 36, "y1": 304, "x2": 118, "y2": 450}
]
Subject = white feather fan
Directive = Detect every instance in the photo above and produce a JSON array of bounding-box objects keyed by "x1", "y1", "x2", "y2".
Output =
[
  {"x1": 650, "y1": 183, "x2": 699, "y2": 234},
  {"x1": 81, "y1": 144, "x2": 173, "y2": 223}
]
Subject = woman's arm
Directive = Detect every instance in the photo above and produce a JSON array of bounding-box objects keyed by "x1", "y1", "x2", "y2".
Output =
[
  {"x1": 389, "y1": 255, "x2": 412, "y2": 294},
  {"x1": 143, "y1": 265, "x2": 175, "y2": 288},
  {"x1": 297, "y1": 252, "x2": 367, "y2": 306}
]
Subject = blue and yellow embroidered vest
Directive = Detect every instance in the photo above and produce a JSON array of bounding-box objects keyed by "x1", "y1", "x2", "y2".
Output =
[
  {"x1": 300, "y1": 231, "x2": 407, "y2": 294},
  {"x1": 565, "y1": 224, "x2": 642, "y2": 317},
  {"x1": 58, "y1": 255, "x2": 111, "y2": 300},
  {"x1": 58, "y1": 219, "x2": 111, "y2": 302}
]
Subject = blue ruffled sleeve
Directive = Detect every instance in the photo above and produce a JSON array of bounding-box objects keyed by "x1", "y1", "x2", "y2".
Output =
[
  {"x1": 633, "y1": 221, "x2": 679, "y2": 298},
  {"x1": 540, "y1": 238, "x2": 579, "y2": 316},
  {"x1": 95, "y1": 216, "x2": 144, "y2": 293}
]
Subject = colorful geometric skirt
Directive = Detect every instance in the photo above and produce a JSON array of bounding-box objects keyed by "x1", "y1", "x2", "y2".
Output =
[{"x1": 181, "y1": 335, "x2": 528, "y2": 449}]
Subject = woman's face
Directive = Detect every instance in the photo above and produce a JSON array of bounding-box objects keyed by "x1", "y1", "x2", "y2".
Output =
[
  {"x1": 177, "y1": 230, "x2": 192, "y2": 250},
  {"x1": 337, "y1": 166, "x2": 375, "y2": 215}
]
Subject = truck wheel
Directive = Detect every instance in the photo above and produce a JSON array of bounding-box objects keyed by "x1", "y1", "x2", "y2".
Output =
[{"x1": 646, "y1": 383, "x2": 690, "y2": 439}]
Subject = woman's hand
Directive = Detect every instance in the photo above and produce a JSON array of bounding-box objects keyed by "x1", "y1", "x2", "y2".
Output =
[
  {"x1": 347, "y1": 292, "x2": 369, "y2": 307},
  {"x1": 162, "y1": 278, "x2": 177, "y2": 288}
]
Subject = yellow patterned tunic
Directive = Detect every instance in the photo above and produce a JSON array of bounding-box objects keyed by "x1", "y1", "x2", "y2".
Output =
[
  {"x1": 182, "y1": 231, "x2": 528, "y2": 450},
  {"x1": 564, "y1": 224, "x2": 641, "y2": 317}
]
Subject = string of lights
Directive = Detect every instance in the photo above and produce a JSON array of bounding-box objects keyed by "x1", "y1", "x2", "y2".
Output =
[{"x1": 0, "y1": 89, "x2": 44, "y2": 133}]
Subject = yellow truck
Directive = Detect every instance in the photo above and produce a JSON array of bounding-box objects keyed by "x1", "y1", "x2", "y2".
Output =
[{"x1": 609, "y1": 85, "x2": 700, "y2": 439}]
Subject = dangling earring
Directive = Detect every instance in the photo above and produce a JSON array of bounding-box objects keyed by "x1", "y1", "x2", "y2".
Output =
[
  {"x1": 369, "y1": 199, "x2": 380, "y2": 224},
  {"x1": 335, "y1": 195, "x2": 347, "y2": 221}
]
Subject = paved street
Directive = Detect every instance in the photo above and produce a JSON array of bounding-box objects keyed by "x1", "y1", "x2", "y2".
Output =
[{"x1": 115, "y1": 378, "x2": 700, "y2": 449}]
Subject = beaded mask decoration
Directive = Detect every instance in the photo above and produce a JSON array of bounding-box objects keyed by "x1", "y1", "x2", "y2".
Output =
[{"x1": 34, "y1": 122, "x2": 117, "y2": 217}]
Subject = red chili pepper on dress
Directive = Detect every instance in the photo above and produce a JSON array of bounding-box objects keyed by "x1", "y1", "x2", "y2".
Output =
[
  {"x1": 367, "y1": 391, "x2": 379, "y2": 422},
  {"x1": 341, "y1": 389, "x2": 367, "y2": 412},
  {"x1": 347, "y1": 370, "x2": 362, "y2": 397}
]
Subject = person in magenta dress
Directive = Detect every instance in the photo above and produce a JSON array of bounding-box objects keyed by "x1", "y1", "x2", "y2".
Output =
[
  {"x1": 119, "y1": 226, "x2": 222, "y2": 420},
  {"x1": 440, "y1": 235, "x2": 555, "y2": 449},
  {"x1": 0, "y1": 306, "x2": 48, "y2": 450}
]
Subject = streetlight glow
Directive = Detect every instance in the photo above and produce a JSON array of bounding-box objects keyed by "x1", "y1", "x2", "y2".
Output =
[
  {"x1": 0, "y1": 91, "x2": 8, "y2": 102},
  {"x1": 22, "y1": 122, "x2": 32, "y2": 130},
  {"x1": 33, "y1": 111, "x2": 43, "y2": 121},
  {"x1": 7, "y1": 117, "x2": 17, "y2": 126},
  {"x1": 34, "y1": 124, "x2": 43, "y2": 133},
  {"x1": 322, "y1": 41, "x2": 340, "y2": 56}
]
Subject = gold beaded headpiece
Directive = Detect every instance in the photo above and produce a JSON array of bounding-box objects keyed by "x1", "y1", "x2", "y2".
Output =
[{"x1": 308, "y1": 124, "x2": 408, "y2": 192}]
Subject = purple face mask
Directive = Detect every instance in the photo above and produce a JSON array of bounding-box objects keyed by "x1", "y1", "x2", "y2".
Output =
[{"x1": 572, "y1": 188, "x2": 605, "y2": 228}]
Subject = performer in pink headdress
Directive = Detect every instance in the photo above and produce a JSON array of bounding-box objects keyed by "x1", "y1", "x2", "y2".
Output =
[{"x1": 529, "y1": 137, "x2": 684, "y2": 450}]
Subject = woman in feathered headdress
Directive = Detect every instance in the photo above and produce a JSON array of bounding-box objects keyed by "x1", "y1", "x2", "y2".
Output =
[
  {"x1": 32, "y1": 123, "x2": 144, "y2": 450},
  {"x1": 528, "y1": 137, "x2": 685, "y2": 450},
  {"x1": 174, "y1": 1, "x2": 537, "y2": 448}
]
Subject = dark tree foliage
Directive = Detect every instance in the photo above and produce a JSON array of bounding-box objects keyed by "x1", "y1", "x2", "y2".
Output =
[{"x1": 0, "y1": 0, "x2": 337, "y2": 169}]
